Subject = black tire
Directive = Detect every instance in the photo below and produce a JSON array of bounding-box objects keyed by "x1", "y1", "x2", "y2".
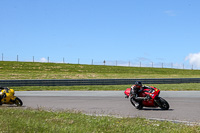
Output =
[
  {"x1": 159, "y1": 97, "x2": 169, "y2": 110},
  {"x1": 14, "y1": 97, "x2": 23, "y2": 106},
  {"x1": 130, "y1": 97, "x2": 143, "y2": 110}
]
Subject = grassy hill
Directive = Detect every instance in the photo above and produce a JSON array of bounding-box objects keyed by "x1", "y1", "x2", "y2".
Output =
[{"x1": 0, "y1": 61, "x2": 200, "y2": 80}]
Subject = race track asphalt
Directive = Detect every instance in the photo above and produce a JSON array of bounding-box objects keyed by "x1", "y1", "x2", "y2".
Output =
[{"x1": 13, "y1": 91, "x2": 200, "y2": 124}]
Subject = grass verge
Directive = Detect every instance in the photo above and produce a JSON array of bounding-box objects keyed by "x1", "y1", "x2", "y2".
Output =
[
  {"x1": 11, "y1": 83, "x2": 200, "y2": 91},
  {"x1": 0, "y1": 107, "x2": 199, "y2": 133}
]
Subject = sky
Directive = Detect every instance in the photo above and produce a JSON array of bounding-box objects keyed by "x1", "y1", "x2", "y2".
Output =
[{"x1": 0, "y1": 0, "x2": 200, "y2": 69}]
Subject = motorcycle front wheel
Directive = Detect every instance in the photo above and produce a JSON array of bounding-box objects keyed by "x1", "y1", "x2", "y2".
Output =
[
  {"x1": 14, "y1": 97, "x2": 23, "y2": 106},
  {"x1": 158, "y1": 97, "x2": 169, "y2": 110}
]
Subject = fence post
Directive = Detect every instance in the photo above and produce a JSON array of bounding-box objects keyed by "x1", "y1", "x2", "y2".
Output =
[
  {"x1": 33, "y1": 56, "x2": 34, "y2": 62},
  {"x1": 2, "y1": 53, "x2": 3, "y2": 61},
  {"x1": 92, "y1": 59, "x2": 93, "y2": 65},
  {"x1": 17, "y1": 55, "x2": 19, "y2": 62}
]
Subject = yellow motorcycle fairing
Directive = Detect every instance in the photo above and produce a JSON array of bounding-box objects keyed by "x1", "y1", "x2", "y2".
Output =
[{"x1": 1, "y1": 88, "x2": 17, "y2": 104}]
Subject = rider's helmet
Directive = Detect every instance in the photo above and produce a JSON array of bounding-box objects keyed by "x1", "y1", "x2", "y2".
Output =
[{"x1": 135, "y1": 81, "x2": 142, "y2": 88}]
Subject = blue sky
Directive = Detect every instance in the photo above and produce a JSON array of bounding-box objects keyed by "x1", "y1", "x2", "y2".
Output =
[{"x1": 0, "y1": 0, "x2": 200, "y2": 69}]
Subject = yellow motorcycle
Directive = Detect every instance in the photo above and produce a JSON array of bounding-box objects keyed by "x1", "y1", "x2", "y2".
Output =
[{"x1": 0, "y1": 87, "x2": 23, "y2": 106}]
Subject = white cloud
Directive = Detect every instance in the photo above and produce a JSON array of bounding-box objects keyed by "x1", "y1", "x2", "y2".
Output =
[
  {"x1": 40, "y1": 57, "x2": 48, "y2": 62},
  {"x1": 137, "y1": 57, "x2": 151, "y2": 62},
  {"x1": 164, "y1": 10, "x2": 176, "y2": 16},
  {"x1": 185, "y1": 52, "x2": 200, "y2": 67}
]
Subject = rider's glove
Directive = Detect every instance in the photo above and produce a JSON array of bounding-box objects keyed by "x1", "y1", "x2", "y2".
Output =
[{"x1": 144, "y1": 95, "x2": 151, "y2": 100}]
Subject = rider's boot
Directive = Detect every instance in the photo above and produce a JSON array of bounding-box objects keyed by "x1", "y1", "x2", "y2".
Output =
[
  {"x1": 132, "y1": 98, "x2": 139, "y2": 108},
  {"x1": 134, "y1": 102, "x2": 139, "y2": 108},
  {"x1": 125, "y1": 95, "x2": 129, "y2": 98}
]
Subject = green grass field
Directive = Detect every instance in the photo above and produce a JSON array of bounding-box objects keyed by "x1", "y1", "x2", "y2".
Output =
[
  {"x1": 0, "y1": 108, "x2": 199, "y2": 133},
  {"x1": 1, "y1": 61, "x2": 200, "y2": 131},
  {"x1": 1, "y1": 61, "x2": 200, "y2": 79}
]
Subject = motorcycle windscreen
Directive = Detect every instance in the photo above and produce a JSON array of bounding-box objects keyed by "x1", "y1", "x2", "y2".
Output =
[{"x1": 124, "y1": 88, "x2": 131, "y2": 96}]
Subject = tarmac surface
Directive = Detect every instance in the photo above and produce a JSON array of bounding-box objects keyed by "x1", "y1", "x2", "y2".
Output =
[{"x1": 15, "y1": 91, "x2": 200, "y2": 124}]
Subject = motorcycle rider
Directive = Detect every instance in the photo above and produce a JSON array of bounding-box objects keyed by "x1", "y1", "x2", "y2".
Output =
[{"x1": 128, "y1": 81, "x2": 153, "y2": 107}]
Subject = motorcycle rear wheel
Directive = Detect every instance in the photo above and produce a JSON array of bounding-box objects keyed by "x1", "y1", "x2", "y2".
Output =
[
  {"x1": 14, "y1": 97, "x2": 23, "y2": 106},
  {"x1": 159, "y1": 97, "x2": 169, "y2": 110}
]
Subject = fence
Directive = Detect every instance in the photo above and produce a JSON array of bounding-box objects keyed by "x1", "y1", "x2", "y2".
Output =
[
  {"x1": 1, "y1": 78, "x2": 200, "y2": 87},
  {"x1": 0, "y1": 53, "x2": 198, "y2": 70}
]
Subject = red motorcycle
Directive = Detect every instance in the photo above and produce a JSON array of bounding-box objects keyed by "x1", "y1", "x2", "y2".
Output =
[{"x1": 124, "y1": 86, "x2": 169, "y2": 110}]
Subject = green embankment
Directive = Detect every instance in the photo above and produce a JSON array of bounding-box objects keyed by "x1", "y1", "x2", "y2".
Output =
[
  {"x1": 1, "y1": 61, "x2": 200, "y2": 91},
  {"x1": 1, "y1": 61, "x2": 200, "y2": 79}
]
